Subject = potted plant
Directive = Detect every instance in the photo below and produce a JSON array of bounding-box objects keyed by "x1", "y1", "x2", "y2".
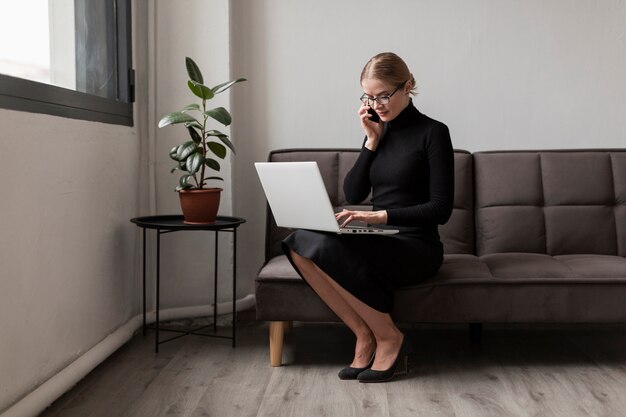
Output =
[{"x1": 158, "y1": 57, "x2": 246, "y2": 224}]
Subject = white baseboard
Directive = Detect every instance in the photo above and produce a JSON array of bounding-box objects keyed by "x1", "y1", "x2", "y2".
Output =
[{"x1": 0, "y1": 294, "x2": 256, "y2": 417}]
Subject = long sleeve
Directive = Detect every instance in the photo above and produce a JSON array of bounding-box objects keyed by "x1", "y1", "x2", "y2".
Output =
[
  {"x1": 386, "y1": 123, "x2": 454, "y2": 226},
  {"x1": 343, "y1": 143, "x2": 376, "y2": 204},
  {"x1": 342, "y1": 102, "x2": 455, "y2": 235}
]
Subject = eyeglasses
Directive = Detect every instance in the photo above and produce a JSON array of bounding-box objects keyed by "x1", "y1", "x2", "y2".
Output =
[{"x1": 360, "y1": 81, "x2": 406, "y2": 106}]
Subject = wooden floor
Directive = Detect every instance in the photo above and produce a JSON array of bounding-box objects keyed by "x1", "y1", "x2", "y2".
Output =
[{"x1": 40, "y1": 317, "x2": 626, "y2": 417}]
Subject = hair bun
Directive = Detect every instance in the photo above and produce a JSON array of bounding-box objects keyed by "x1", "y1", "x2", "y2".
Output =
[{"x1": 361, "y1": 53, "x2": 418, "y2": 96}]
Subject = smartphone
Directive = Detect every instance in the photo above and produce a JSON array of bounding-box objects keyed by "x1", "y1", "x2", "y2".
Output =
[{"x1": 367, "y1": 107, "x2": 380, "y2": 123}]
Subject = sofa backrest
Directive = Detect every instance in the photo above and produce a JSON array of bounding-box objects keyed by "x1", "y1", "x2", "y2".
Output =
[
  {"x1": 474, "y1": 150, "x2": 626, "y2": 257},
  {"x1": 264, "y1": 148, "x2": 474, "y2": 260}
]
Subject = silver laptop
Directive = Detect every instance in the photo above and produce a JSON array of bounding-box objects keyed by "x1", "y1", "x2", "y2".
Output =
[{"x1": 255, "y1": 161, "x2": 398, "y2": 235}]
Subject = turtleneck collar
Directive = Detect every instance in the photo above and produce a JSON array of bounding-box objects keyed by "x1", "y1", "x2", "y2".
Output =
[{"x1": 386, "y1": 99, "x2": 421, "y2": 130}]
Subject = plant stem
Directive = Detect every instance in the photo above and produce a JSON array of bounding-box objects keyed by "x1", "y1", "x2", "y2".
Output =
[{"x1": 199, "y1": 97, "x2": 207, "y2": 189}]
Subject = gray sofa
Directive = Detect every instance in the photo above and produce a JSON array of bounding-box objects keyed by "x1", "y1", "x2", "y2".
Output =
[{"x1": 255, "y1": 148, "x2": 626, "y2": 366}]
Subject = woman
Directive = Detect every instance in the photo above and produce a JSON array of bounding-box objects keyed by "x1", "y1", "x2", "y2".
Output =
[{"x1": 282, "y1": 52, "x2": 454, "y2": 383}]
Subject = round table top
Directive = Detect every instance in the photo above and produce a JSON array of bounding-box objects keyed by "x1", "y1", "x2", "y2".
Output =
[{"x1": 130, "y1": 215, "x2": 246, "y2": 231}]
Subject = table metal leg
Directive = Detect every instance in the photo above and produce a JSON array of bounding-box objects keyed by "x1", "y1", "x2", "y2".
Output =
[
  {"x1": 213, "y1": 231, "x2": 218, "y2": 333},
  {"x1": 134, "y1": 219, "x2": 243, "y2": 352},
  {"x1": 232, "y1": 229, "x2": 237, "y2": 348},
  {"x1": 142, "y1": 228, "x2": 146, "y2": 335},
  {"x1": 155, "y1": 228, "x2": 161, "y2": 353}
]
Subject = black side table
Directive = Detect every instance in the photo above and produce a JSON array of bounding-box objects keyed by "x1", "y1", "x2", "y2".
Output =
[{"x1": 130, "y1": 215, "x2": 246, "y2": 352}]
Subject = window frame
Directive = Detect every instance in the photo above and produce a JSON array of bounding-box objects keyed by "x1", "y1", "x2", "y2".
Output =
[{"x1": 0, "y1": 0, "x2": 134, "y2": 126}]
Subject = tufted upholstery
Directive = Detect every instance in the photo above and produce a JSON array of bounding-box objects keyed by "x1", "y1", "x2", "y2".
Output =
[
  {"x1": 474, "y1": 151, "x2": 626, "y2": 256},
  {"x1": 264, "y1": 148, "x2": 473, "y2": 260},
  {"x1": 256, "y1": 148, "x2": 626, "y2": 326},
  {"x1": 441, "y1": 151, "x2": 474, "y2": 254}
]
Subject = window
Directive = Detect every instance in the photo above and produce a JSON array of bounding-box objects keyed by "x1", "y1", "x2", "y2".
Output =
[{"x1": 0, "y1": 0, "x2": 134, "y2": 126}]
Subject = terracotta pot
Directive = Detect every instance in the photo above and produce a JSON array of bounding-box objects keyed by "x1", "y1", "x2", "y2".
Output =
[{"x1": 178, "y1": 188, "x2": 222, "y2": 224}]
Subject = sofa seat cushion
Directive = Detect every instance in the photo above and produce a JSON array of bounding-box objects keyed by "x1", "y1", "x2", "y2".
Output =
[
  {"x1": 479, "y1": 253, "x2": 626, "y2": 283},
  {"x1": 256, "y1": 255, "x2": 336, "y2": 321},
  {"x1": 256, "y1": 254, "x2": 494, "y2": 284},
  {"x1": 394, "y1": 253, "x2": 626, "y2": 323},
  {"x1": 554, "y1": 254, "x2": 626, "y2": 279},
  {"x1": 256, "y1": 253, "x2": 626, "y2": 285},
  {"x1": 479, "y1": 253, "x2": 576, "y2": 280},
  {"x1": 420, "y1": 254, "x2": 492, "y2": 283},
  {"x1": 256, "y1": 254, "x2": 626, "y2": 322},
  {"x1": 257, "y1": 255, "x2": 300, "y2": 281},
  {"x1": 414, "y1": 253, "x2": 626, "y2": 287}
]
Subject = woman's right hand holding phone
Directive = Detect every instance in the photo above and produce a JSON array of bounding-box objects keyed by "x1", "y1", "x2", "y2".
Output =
[{"x1": 359, "y1": 103, "x2": 383, "y2": 151}]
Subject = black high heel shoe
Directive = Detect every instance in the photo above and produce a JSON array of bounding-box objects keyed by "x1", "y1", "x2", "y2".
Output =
[
  {"x1": 357, "y1": 335, "x2": 412, "y2": 383},
  {"x1": 338, "y1": 353, "x2": 375, "y2": 380}
]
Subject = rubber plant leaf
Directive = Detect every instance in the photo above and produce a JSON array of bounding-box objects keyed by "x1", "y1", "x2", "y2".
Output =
[
  {"x1": 205, "y1": 129, "x2": 228, "y2": 138},
  {"x1": 178, "y1": 174, "x2": 194, "y2": 189},
  {"x1": 169, "y1": 145, "x2": 180, "y2": 161},
  {"x1": 206, "y1": 130, "x2": 235, "y2": 154},
  {"x1": 181, "y1": 103, "x2": 200, "y2": 113},
  {"x1": 170, "y1": 161, "x2": 185, "y2": 173},
  {"x1": 186, "y1": 126, "x2": 202, "y2": 144},
  {"x1": 212, "y1": 78, "x2": 247, "y2": 94},
  {"x1": 185, "y1": 57, "x2": 204, "y2": 84},
  {"x1": 184, "y1": 121, "x2": 203, "y2": 130},
  {"x1": 207, "y1": 141, "x2": 227, "y2": 159},
  {"x1": 187, "y1": 80, "x2": 214, "y2": 100},
  {"x1": 217, "y1": 135, "x2": 235, "y2": 154},
  {"x1": 205, "y1": 158, "x2": 220, "y2": 171},
  {"x1": 186, "y1": 152, "x2": 204, "y2": 174},
  {"x1": 158, "y1": 112, "x2": 198, "y2": 128},
  {"x1": 176, "y1": 141, "x2": 197, "y2": 161},
  {"x1": 204, "y1": 107, "x2": 232, "y2": 126}
]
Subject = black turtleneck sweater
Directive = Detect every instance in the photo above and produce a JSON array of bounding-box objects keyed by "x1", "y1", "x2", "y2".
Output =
[{"x1": 343, "y1": 101, "x2": 454, "y2": 238}]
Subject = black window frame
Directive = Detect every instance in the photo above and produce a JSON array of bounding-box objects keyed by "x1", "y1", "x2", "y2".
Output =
[{"x1": 0, "y1": 0, "x2": 134, "y2": 126}]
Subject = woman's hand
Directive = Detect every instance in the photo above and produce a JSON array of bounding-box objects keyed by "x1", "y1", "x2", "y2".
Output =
[
  {"x1": 359, "y1": 103, "x2": 384, "y2": 151},
  {"x1": 335, "y1": 209, "x2": 388, "y2": 228}
]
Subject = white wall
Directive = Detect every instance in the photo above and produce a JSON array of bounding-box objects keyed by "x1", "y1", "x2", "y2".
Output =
[
  {"x1": 148, "y1": 0, "x2": 237, "y2": 308},
  {"x1": 0, "y1": 113, "x2": 141, "y2": 412},
  {"x1": 231, "y1": 0, "x2": 626, "y2": 294}
]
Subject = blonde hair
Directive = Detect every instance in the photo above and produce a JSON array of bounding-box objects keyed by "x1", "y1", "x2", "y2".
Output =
[{"x1": 360, "y1": 52, "x2": 417, "y2": 95}]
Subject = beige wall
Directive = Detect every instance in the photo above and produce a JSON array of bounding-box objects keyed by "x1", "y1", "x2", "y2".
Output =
[
  {"x1": 0, "y1": 109, "x2": 141, "y2": 411},
  {"x1": 231, "y1": 0, "x2": 626, "y2": 297},
  {"x1": 148, "y1": 0, "x2": 236, "y2": 308}
]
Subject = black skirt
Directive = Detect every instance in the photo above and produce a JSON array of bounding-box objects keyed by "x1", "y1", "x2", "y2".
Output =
[{"x1": 282, "y1": 230, "x2": 444, "y2": 313}]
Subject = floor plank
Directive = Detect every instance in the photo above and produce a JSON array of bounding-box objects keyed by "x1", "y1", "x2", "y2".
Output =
[
  {"x1": 39, "y1": 322, "x2": 626, "y2": 417},
  {"x1": 189, "y1": 329, "x2": 273, "y2": 417},
  {"x1": 40, "y1": 333, "x2": 181, "y2": 417}
]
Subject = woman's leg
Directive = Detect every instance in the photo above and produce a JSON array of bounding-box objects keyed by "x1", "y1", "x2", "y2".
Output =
[
  {"x1": 289, "y1": 250, "x2": 375, "y2": 367},
  {"x1": 290, "y1": 250, "x2": 404, "y2": 371}
]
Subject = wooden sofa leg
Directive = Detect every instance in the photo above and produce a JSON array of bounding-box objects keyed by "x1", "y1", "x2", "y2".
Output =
[
  {"x1": 269, "y1": 321, "x2": 287, "y2": 367},
  {"x1": 469, "y1": 323, "x2": 483, "y2": 344}
]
